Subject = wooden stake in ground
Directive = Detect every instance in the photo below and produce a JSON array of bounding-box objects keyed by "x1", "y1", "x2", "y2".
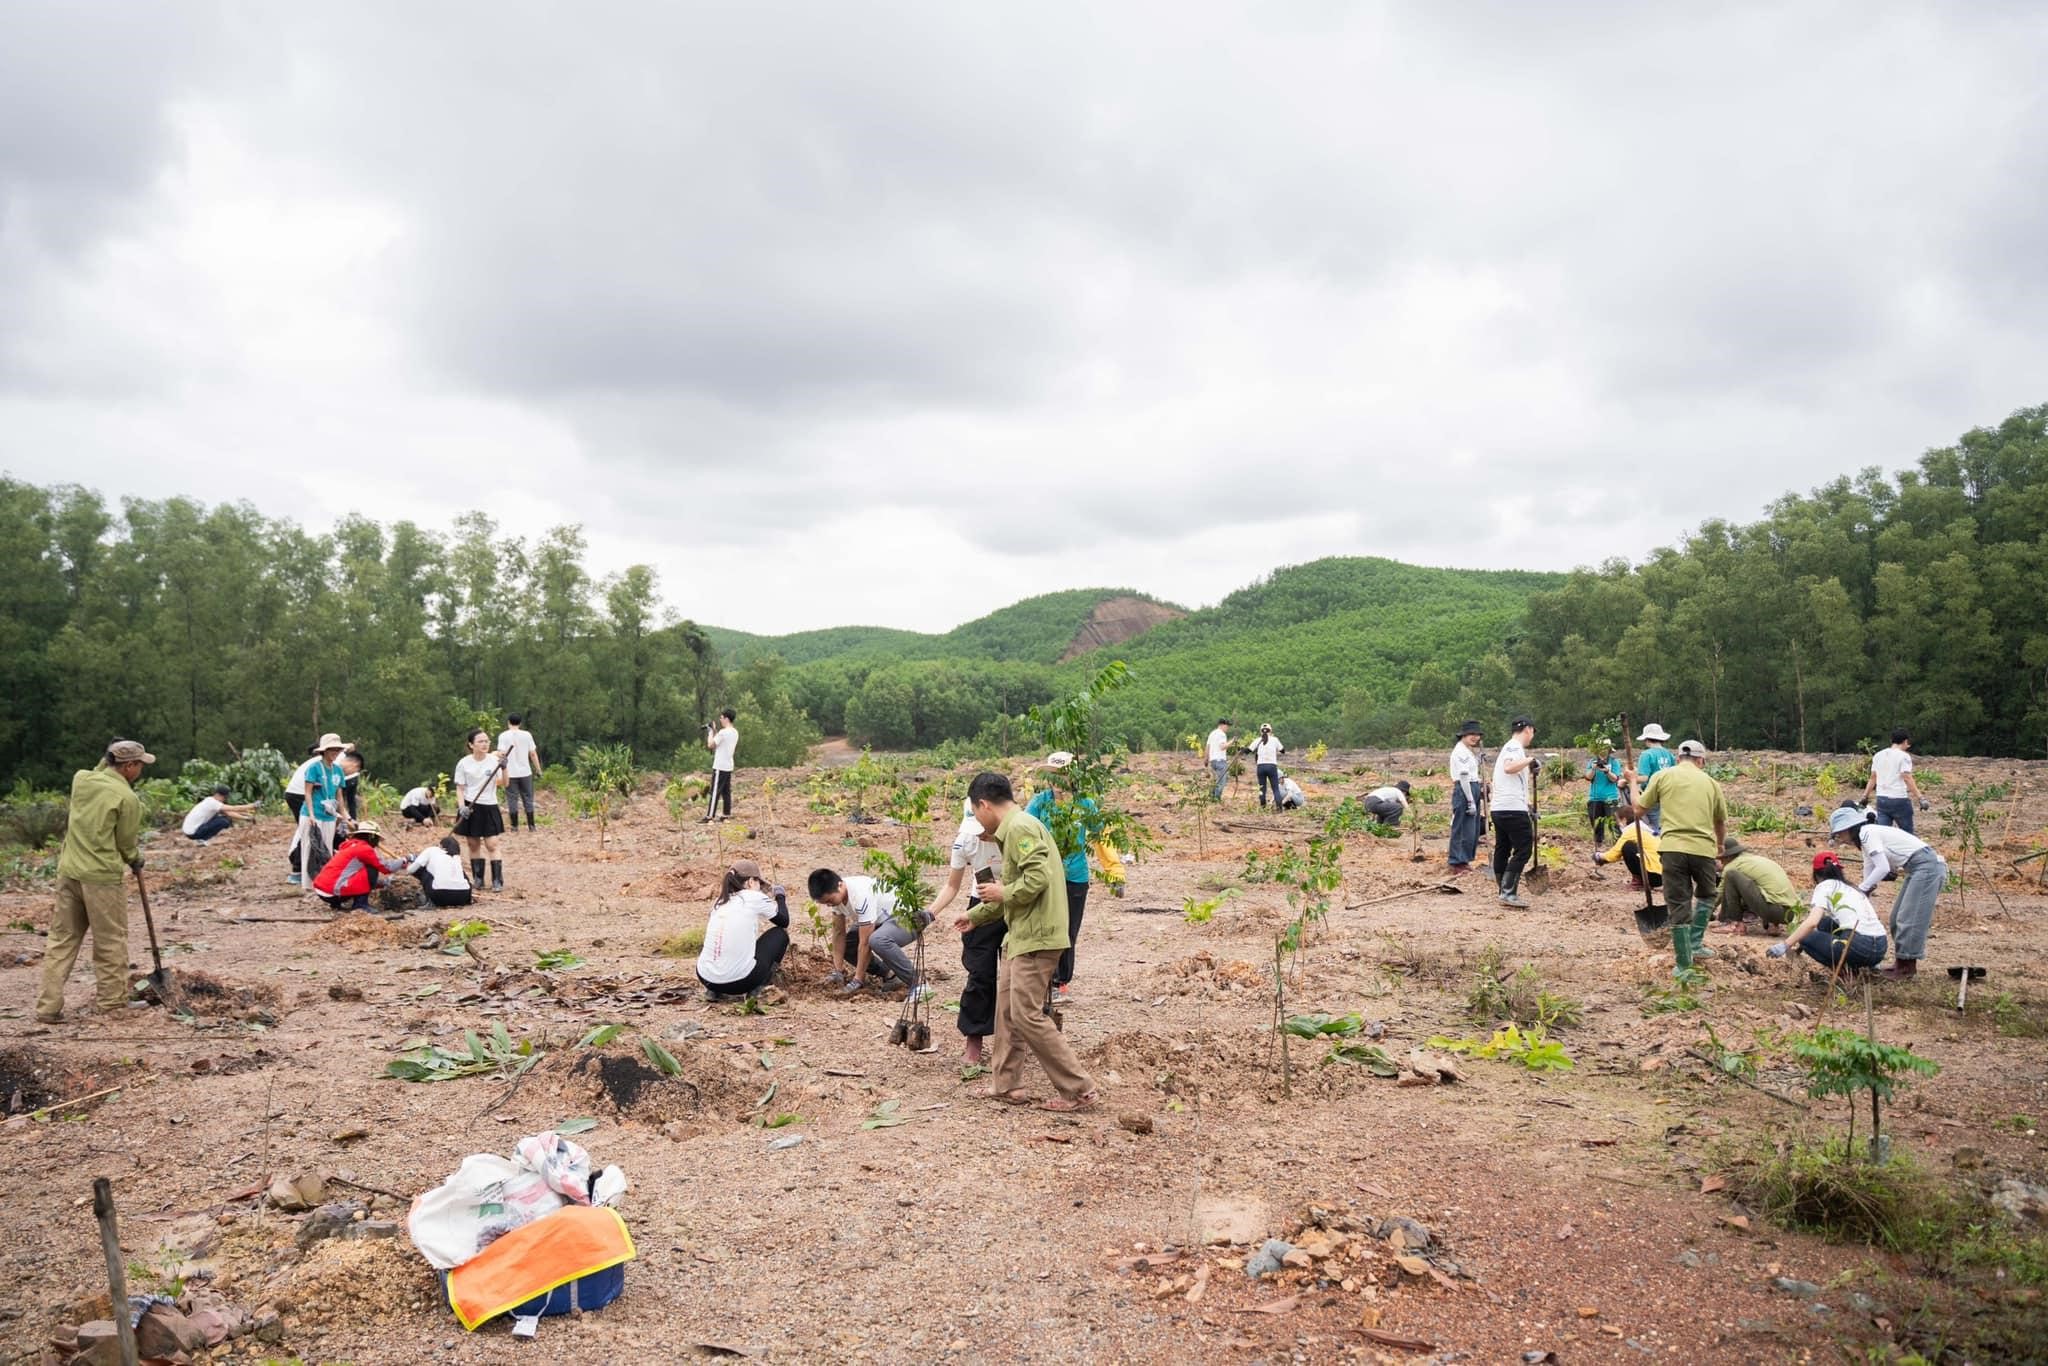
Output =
[{"x1": 92, "y1": 1177, "x2": 139, "y2": 1366}]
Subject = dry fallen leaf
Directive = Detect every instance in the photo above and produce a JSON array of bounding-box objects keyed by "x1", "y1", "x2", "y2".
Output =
[
  {"x1": 1394, "y1": 1255, "x2": 1430, "y2": 1276},
  {"x1": 1231, "y1": 1294, "x2": 1301, "y2": 1315},
  {"x1": 1360, "y1": 1328, "x2": 1435, "y2": 1351},
  {"x1": 1577, "y1": 1306, "x2": 1600, "y2": 1318},
  {"x1": 1719, "y1": 1214, "x2": 1750, "y2": 1232},
  {"x1": 1700, "y1": 1174, "x2": 1728, "y2": 1194}
]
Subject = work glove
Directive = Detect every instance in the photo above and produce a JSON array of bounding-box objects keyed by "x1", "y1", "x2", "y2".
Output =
[
  {"x1": 1918, "y1": 798, "x2": 1930, "y2": 811},
  {"x1": 129, "y1": 857, "x2": 145, "y2": 873},
  {"x1": 771, "y1": 884, "x2": 786, "y2": 899},
  {"x1": 825, "y1": 971, "x2": 847, "y2": 986},
  {"x1": 1766, "y1": 943, "x2": 1787, "y2": 959}
]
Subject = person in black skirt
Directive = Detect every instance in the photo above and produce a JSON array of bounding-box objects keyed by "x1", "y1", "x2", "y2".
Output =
[{"x1": 451, "y1": 728, "x2": 508, "y2": 891}]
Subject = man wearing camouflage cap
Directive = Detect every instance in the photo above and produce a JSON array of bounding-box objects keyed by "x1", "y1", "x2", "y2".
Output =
[{"x1": 37, "y1": 739, "x2": 153, "y2": 1023}]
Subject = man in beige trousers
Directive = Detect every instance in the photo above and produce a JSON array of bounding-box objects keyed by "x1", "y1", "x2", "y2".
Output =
[
  {"x1": 38, "y1": 739, "x2": 153, "y2": 1023},
  {"x1": 957, "y1": 771, "x2": 1101, "y2": 1113}
]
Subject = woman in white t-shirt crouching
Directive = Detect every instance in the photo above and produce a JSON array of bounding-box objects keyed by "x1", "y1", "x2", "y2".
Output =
[
  {"x1": 696, "y1": 860, "x2": 791, "y2": 999},
  {"x1": 452, "y1": 728, "x2": 508, "y2": 892},
  {"x1": 407, "y1": 836, "x2": 476, "y2": 908},
  {"x1": 1766, "y1": 853, "x2": 1888, "y2": 974}
]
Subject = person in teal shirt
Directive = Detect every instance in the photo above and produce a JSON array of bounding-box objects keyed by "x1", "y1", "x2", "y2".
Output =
[
  {"x1": 1634, "y1": 723, "x2": 1675, "y2": 834},
  {"x1": 1584, "y1": 741, "x2": 1623, "y2": 845},
  {"x1": 1026, "y1": 753, "x2": 1102, "y2": 1003}
]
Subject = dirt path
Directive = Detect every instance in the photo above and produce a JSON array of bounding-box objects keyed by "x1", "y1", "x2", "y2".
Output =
[{"x1": 3, "y1": 751, "x2": 2045, "y2": 1363}]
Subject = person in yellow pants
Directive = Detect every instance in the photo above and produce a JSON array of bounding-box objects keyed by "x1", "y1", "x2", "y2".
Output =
[{"x1": 38, "y1": 739, "x2": 153, "y2": 1023}]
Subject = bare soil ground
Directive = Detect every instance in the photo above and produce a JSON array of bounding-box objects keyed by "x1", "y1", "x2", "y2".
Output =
[{"x1": 4, "y1": 750, "x2": 2046, "y2": 1364}]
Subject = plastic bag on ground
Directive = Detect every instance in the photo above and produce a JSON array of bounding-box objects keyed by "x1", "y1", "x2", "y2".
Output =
[{"x1": 408, "y1": 1131, "x2": 629, "y2": 1271}]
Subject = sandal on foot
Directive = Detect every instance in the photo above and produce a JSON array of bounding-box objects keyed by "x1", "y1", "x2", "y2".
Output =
[{"x1": 1042, "y1": 1090, "x2": 1100, "y2": 1114}]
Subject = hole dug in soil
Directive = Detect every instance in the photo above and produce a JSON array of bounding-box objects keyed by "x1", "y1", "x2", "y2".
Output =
[{"x1": 542, "y1": 1042, "x2": 753, "y2": 1128}]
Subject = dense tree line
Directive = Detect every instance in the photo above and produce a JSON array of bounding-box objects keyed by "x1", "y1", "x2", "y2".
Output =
[
  {"x1": 0, "y1": 485, "x2": 812, "y2": 789},
  {"x1": 4, "y1": 403, "x2": 2042, "y2": 787},
  {"x1": 1511, "y1": 404, "x2": 2048, "y2": 757}
]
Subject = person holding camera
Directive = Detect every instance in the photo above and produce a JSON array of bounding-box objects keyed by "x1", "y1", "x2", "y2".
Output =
[
  {"x1": 703, "y1": 708, "x2": 738, "y2": 822},
  {"x1": 1489, "y1": 717, "x2": 1539, "y2": 907}
]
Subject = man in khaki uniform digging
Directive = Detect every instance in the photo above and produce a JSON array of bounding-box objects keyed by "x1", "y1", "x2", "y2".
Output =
[
  {"x1": 37, "y1": 739, "x2": 153, "y2": 1023},
  {"x1": 956, "y1": 771, "x2": 1101, "y2": 1113}
]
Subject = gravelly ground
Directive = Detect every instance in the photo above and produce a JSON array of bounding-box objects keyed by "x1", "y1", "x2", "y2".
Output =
[{"x1": 3, "y1": 748, "x2": 2045, "y2": 1364}]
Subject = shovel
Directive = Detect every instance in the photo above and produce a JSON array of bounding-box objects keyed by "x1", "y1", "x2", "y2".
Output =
[
  {"x1": 1947, "y1": 965, "x2": 1986, "y2": 1012},
  {"x1": 133, "y1": 868, "x2": 187, "y2": 1012}
]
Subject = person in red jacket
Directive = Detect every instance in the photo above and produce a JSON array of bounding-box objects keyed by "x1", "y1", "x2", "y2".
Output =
[{"x1": 313, "y1": 822, "x2": 407, "y2": 911}]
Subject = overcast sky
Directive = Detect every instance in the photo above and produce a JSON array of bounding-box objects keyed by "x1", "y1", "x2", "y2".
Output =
[{"x1": 3, "y1": 3, "x2": 2044, "y2": 634}]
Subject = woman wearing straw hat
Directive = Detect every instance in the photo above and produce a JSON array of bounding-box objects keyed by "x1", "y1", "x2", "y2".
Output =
[
  {"x1": 1827, "y1": 803, "x2": 1945, "y2": 979},
  {"x1": 293, "y1": 734, "x2": 350, "y2": 898}
]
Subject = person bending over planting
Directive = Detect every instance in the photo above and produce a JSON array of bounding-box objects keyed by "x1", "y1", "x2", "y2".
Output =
[
  {"x1": 312, "y1": 821, "x2": 408, "y2": 912},
  {"x1": 1765, "y1": 853, "x2": 1888, "y2": 975},
  {"x1": 698, "y1": 859, "x2": 791, "y2": 1000},
  {"x1": 810, "y1": 867, "x2": 931, "y2": 998}
]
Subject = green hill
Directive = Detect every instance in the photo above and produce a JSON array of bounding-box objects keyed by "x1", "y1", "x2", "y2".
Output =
[
  {"x1": 726, "y1": 557, "x2": 1563, "y2": 751},
  {"x1": 1061, "y1": 558, "x2": 1564, "y2": 748},
  {"x1": 707, "y1": 587, "x2": 1175, "y2": 669}
]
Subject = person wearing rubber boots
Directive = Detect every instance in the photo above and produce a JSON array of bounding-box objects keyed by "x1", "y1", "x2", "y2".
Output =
[
  {"x1": 1629, "y1": 739, "x2": 1728, "y2": 978},
  {"x1": 37, "y1": 739, "x2": 153, "y2": 1023},
  {"x1": 1828, "y1": 804, "x2": 1946, "y2": 980},
  {"x1": 1446, "y1": 720, "x2": 1485, "y2": 875}
]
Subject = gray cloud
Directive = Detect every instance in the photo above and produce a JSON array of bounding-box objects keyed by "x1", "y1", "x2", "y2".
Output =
[{"x1": 0, "y1": 1, "x2": 2045, "y2": 632}]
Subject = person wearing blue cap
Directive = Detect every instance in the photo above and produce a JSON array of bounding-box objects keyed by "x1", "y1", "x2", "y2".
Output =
[{"x1": 1828, "y1": 803, "x2": 1945, "y2": 979}]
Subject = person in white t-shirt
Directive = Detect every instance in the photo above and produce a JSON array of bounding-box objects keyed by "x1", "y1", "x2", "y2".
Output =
[
  {"x1": 1829, "y1": 803, "x2": 1946, "y2": 979},
  {"x1": 407, "y1": 836, "x2": 475, "y2": 908},
  {"x1": 399, "y1": 783, "x2": 439, "y2": 825},
  {"x1": 182, "y1": 785, "x2": 257, "y2": 842},
  {"x1": 929, "y1": 799, "x2": 1006, "y2": 1061},
  {"x1": 452, "y1": 727, "x2": 508, "y2": 892},
  {"x1": 1363, "y1": 781, "x2": 1411, "y2": 828},
  {"x1": 703, "y1": 708, "x2": 739, "y2": 822},
  {"x1": 282, "y1": 748, "x2": 319, "y2": 879},
  {"x1": 1766, "y1": 852, "x2": 1888, "y2": 974},
  {"x1": 809, "y1": 867, "x2": 929, "y2": 995},
  {"x1": 1861, "y1": 728, "x2": 1925, "y2": 835},
  {"x1": 1246, "y1": 725, "x2": 1286, "y2": 808},
  {"x1": 1489, "y1": 717, "x2": 1538, "y2": 907},
  {"x1": 495, "y1": 713, "x2": 543, "y2": 833},
  {"x1": 1447, "y1": 720, "x2": 1485, "y2": 874},
  {"x1": 1278, "y1": 774, "x2": 1306, "y2": 810},
  {"x1": 696, "y1": 859, "x2": 791, "y2": 998},
  {"x1": 1204, "y1": 719, "x2": 1233, "y2": 801}
]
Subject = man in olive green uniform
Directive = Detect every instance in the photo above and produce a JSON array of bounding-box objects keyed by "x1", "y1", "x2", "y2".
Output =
[
  {"x1": 1714, "y1": 837, "x2": 1802, "y2": 931},
  {"x1": 38, "y1": 739, "x2": 153, "y2": 1023},
  {"x1": 957, "y1": 771, "x2": 1100, "y2": 1112},
  {"x1": 1629, "y1": 739, "x2": 1727, "y2": 978}
]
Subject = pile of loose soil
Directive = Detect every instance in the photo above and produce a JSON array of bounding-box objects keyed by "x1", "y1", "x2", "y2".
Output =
[
  {"x1": 265, "y1": 1235, "x2": 440, "y2": 1331},
  {"x1": 172, "y1": 968, "x2": 284, "y2": 1018},
  {"x1": 1157, "y1": 949, "x2": 1269, "y2": 996},
  {"x1": 539, "y1": 1041, "x2": 753, "y2": 1127},
  {"x1": 375, "y1": 875, "x2": 426, "y2": 913},
  {"x1": 312, "y1": 911, "x2": 416, "y2": 948}
]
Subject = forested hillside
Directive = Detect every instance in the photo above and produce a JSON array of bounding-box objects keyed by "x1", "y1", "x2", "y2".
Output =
[
  {"x1": 1511, "y1": 403, "x2": 2048, "y2": 758},
  {"x1": 749, "y1": 562, "x2": 1556, "y2": 751},
  {"x1": 2, "y1": 402, "x2": 2043, "y2": 789}
]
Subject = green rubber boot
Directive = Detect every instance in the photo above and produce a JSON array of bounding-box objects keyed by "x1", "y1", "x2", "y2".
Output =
[
  {"x1": 1688, "y1": 899, "x2": 1715, "y2": 959},
  {"x1": 1670, "y1": 900, "x2": 1695, "y2": 975}
]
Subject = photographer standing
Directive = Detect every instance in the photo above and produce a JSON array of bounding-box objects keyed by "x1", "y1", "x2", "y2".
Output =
[{"x1": 703, "y1": 707, "x2": 739, "y2": 823}]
